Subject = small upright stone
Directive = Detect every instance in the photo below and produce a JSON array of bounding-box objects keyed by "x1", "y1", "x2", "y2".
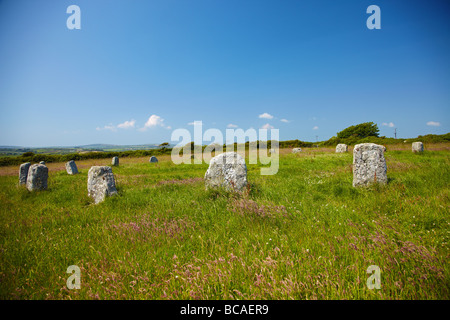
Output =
[
  {"x1": 412, "y1": 142, "x2": 424, "y2": 153},
  {"x1": 65, "y1": 160, "x2": 78, "y2": 175},
  {"x1": 112, "y1": 156, "x2": 119, "y2": 166},
  {"x1": 292, "y1": 148, "x2": 302, "y2": 153},
  {"x1": 26, "y1": 164, "x2": 48, "y2": 191},
  {"x1": 87, "y1": 166, "x2": 118, "y2": 204},
  {"x1": 19, "y1": 162, "x2": 31, "y2": 185},
  {"x1": 353, "y1": 143, "x2": 387, "y2": 187},
  {"x1": 39, "y1": 161, "x2": 45, "y2": 165},
  {"x1": 204, "y1": 152, "x2": 247, "y2": 191},
  {"x1": 335, "y1": 144, "x2": 348, "y2": 153},
  {"x1": 149, "y1": 156, "x2": 158, "y2": 163}
]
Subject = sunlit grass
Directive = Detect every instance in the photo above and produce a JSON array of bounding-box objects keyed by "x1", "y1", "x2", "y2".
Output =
[{"x1": 0, "y1": 147, "x2": 449, "y2": 299}]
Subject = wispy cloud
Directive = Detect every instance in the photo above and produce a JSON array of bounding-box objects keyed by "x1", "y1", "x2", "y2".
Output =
[
  {"x1": 227, "y1": 123, "x2": 238, "y2": 128},
  {"x1": 280, "y1": 119, "x2": 290, "y2": 123},
  {"x1": 259, "y1": 112, "x2": 274, "y2": 119},
  {"x1": 96, "y1": 124, "x2": 117, "y2": 132},
  {"x1": 382, "y1": 122, "x2": 395, "y2": 128},
  {"x1": 117, "y1": 119, "x2": 136, "y2": 129},
  {"x1": 261, "y1": 123, "x2": 274, "y2": 130},
  {"x1": 97, "y1": 119, "x2": 136, "y2": 131},
  {"x1": 313, "y1": 126, "x2": 319, "y2": 130},
  {"x1": 426, "y1": 121, "x2": 441, "y2": 127}
]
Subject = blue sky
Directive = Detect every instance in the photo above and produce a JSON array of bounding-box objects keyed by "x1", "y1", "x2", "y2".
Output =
[{"x1": 0, "y1": 0, "x2": 449, "y2": 147}]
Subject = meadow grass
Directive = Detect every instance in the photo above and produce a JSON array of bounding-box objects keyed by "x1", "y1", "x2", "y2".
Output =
[{"x1": 0, "y1": 146, "x2": 449, "y2": 299}]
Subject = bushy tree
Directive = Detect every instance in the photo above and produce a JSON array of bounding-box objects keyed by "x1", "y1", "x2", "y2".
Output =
[{"x1": 337, "y1": 122, "x2": 380, "y2": 139}]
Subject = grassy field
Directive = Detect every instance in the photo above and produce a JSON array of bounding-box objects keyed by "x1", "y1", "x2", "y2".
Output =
[{"x1": 0, "y1": 144, "x2": 449, "y2": 299}]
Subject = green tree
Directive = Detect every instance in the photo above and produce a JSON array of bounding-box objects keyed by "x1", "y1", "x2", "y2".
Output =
[{"x1": 337, "y1": 122, "x2": 380, "y2": 139}]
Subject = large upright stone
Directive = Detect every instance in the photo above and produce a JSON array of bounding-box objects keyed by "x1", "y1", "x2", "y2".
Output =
[
  {"x1": 65, "y1": 160, "x2": 78, "y2": 175},
  {"x1": 26, "y1": 164, "x2": 48, "y2": 191},
  {"x1": 336, "y1": 144, "x2": 348, "y2": 153},
  {"x1": 412, "y1": 142, "x2": 424, "y2": 153},
  {"x1": 112, "y1": 156, "x2": 119, "y2": 166},
  {"x1": 87, "y1": 166, "x2": 117, "y2": 204},
  {"x1": 19, "y1": 162, "x2": 31, "y2": 185},
  {"x1": 204, "y1": 152, "x2": 247, "y2": 191},
  {"x1": 292, "y1": 148, "x2": 302, "y2": 154},
  {"x1": 352, "y1": 143, "x2": 387, "y2": 187},
  {"x1": 149, "y1": 156, "x2": 158, "y2": 163},
  {"x1": 39, "y1": 161, "x2": 45, "y2": 165}
]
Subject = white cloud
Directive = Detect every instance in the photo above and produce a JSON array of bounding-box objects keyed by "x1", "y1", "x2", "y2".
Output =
[
  {"x1": 96, "y1": 124, "x2": 117, "y2": 132},
  {"x1": 382, "y1": 122, "x2": 395, "y2": 128},
  {"x1": 261, "y1": 123, "x2": 274, "y2": 130},
  {"x1": 313, "y1": 126, "x2": 319, "y2": 130},
  {"x1": 426, "y1": 121, "x2": 441, "y2": 127},
  {"x1": 280, "y1": 119, "x2": 290, "y2": 123},
  {"x1": 117, "y1": 119, "x2": 136, "y2": 129},
  {"x1": 227, "y1": 124, "x2": 238, "y2": 128},
  {"x1": 139, "y1": 115, "x2": 169, "y2": 131},
  {"x1": 259, "y1": 113, "x2": 274, "y2": 119}
]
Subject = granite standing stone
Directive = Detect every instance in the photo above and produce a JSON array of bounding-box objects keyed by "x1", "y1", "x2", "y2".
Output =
[
  {"x1": 412, "y1": 142, "x2": 424, "y2": 153},
  {"x1": 65, "y1": 160, "x2": 78, "y2": 175},
  {"x1": 112, "y1": 156, "x2": 119, "y2": 166},
  {"x1": 26, "y1": 164, "x2": 48, "y2": 191},
  {"x1": 292, "y1": 148, "x2": 302, "y2": 154},
  {"x1": 39, "y1": 161, "x2": 45, "y2": 165},
  {"x1": 353, "y1": 143, "x2": 387, "y2": 187},
  {"x1": 149, "y1": 156, "x2": 158, "y2": 163},
  {"x1": 19, "y1": 162, "x2": 31, "y2": 185},
  {"x1": 87, "y1": 166, "x2": 118, "y2": 204},
  {"x1": 336, "y1": 144, "x2": 348, "y2": 153},
  {"x1": 204, "y1": 152, "x2": 247, "y2": 191}
]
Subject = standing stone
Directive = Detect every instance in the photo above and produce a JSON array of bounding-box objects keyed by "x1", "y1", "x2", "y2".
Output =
[
  {"x1": 269, "y1": 148, "x2": 277, "y2": 155},
  {"x1": 112, "y1": 156, "x2": 119, "y2": 166},
  {"x1": 87, "y1": 166, "x2": 118, "y2": 204},
  {"x1": 26, "y1": 164, "x2": 48, "y2": 191},
  {"x1": 336, "y1": 144, "x2": 348, "y2": 153},
  {"x1": 19, "y1": 162, "x2": 31, "y2": 185},
  {"x1": 149, "y1": 156, "x2": 158, "y2": 163},
  {"x1": 204, "y1": 152, "x2": 247, "y2": 191},
  {"x1": 65, "y1": 160, "x2": 78, "y2": 175},
  {"x1": 412, "y1": 142, "x2": 424, "y2": 153},
  {"x1": 39, "y1": 161, "x2": 45, "y2": 165},
  {"x1": 292, "y1": 148, "x2": 302, "y2": 153},
  {"x1": 353, "y1": 143, "x2": 387, "y2": 187}
]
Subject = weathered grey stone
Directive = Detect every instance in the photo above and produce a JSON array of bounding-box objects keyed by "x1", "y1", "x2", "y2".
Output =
[
  {"x1": 112, "y1": 156, "x2": 119, "y2": 166},
  {"x1": 292, "y1": 148, "x2": 302, "y2": 153},
  {"x1": 87, "y1": 166, "x2": 117, "y2": 204},
  {"x1": 336, "y1": 144, "x2": 348, "y2": 153},
  {"x1": 65, "y1": 160, "x2": 78, "y2": 175},
  {"x1": 26, "y1": 164, "x2": 48, "y2": 191},
  {"x1": 353, "y1": 143, "x2": 387, "y2": 187},
  {"x1": 269, "y1": 148, "x2": 277, "y2": 155},
  {"x1": 39, "y1": 161, "x2": 45, "y2": 165},
  {"x1": 19, "y1": 162, "x2": 31, "y2": 185},
  {"x1": 149, "y1": 156, "x2": 158, "y2": 163},
  {"x1": 412, "y1": 142, "x2": 423, "y2": 153},
  {"x1": 205, "y1": 152, "x2": 247, "y2": 191}
]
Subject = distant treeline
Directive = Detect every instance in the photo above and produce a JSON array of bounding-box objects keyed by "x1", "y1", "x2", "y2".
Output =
[
  {"x1": 0, "y1": 148, "x2": 172, "y2": 167},
  {"x1": 1, "y1": 133, "x2": 449, "y2": 167},
  {"x1": 320, "y1": 133, "x2": 450, "y2": 147}
]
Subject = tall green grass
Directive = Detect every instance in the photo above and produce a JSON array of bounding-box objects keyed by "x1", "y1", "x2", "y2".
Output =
[{"x1": 0, "y1": 150, "x2": 448, "y2": 299}]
